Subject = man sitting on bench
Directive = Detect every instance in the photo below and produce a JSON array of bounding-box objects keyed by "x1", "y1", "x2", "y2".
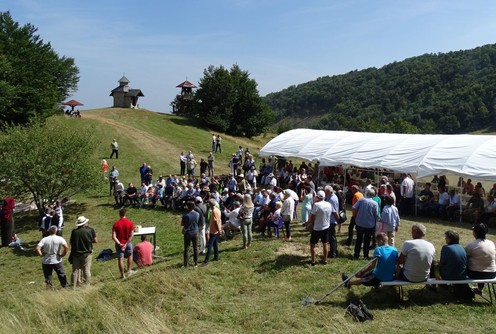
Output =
[
  {"x1": 342, "y1": 233, "x2": 398, "y2": 288},
  {"x1": 396, "y1": 223, "x2": 435, "y2": 282}
]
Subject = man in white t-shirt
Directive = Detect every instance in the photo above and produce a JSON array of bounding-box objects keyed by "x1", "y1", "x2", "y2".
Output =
[
  {"x1": 211, "y1": 134, "x2": 216, "y2": 152},
  {"x1": 400, "y1": 173, "x2": 415, "y2": 216},
  {"x1": 222, "y1": 201, "x2": 241, "y2": 235},
  {"x1": 396, "y1": 223, "x2": 435, "y2": 282},
  {"x1": 35, "y1": 225, "x2": 69, "y2": 288},
  {"x1": 446, "y1": 189, "x2": 460, "y2": 222},
  {"x1": 114, "y1": 179, "x2": 124, "y2": 206},
  {"x1": 307, "y1": 190, "x2": 332, "y2": 266},
  {"x1": 435, "y1": 186, "x2": 450, "y2": 217},
  {"x1": 268, "y1": 173, "x2": 277, "y2": 189}
]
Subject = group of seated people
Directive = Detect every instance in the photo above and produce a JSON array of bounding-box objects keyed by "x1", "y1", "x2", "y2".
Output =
[
  {"x1": 353, "y1": 174, "x2": 494, "y2": 224},
  {"x1": 417, "y1": 183, "x2": 461, "y2": 221},
  {"x1": 417, "y1": 180, "x2": 496, "y2": 223},
  {"x1": 342, "y1": 222, "x2": 496, "y2": 301},
  {"x1": 114, "y1": 174, "x2": 224, "y2": 211}
]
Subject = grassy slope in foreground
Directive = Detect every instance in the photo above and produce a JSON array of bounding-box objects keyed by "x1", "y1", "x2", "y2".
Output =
[{"x1": 0, "y1": 108, "x2": 494, "y2": 334}]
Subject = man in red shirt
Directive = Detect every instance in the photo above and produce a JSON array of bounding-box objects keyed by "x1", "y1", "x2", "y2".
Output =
[
  {"x1": 112, "y1": 208, "x2": 135, "y2": 278},
  {"x1": 134, "y1": 235, "x2": 153, "y2": 267}
]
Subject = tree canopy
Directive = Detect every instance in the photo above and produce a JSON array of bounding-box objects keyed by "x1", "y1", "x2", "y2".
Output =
[
  {"x1": 0, "y1": 11, "x2": 79, "y2": 126},
  {"x1": 264, "y1": 44, "x2": 496, "y2": 134},
  {"x1": 176, "y1": 64, "x2": 273, "y2": 137},
  {"x1": 0, "y1": 119, "x2": 99, "y2": 214}
]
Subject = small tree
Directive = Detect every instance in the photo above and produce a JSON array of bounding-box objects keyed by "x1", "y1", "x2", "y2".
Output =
[
  {"x1": 0, "y1": 119, "x2": 99, "y2": 214},
  {"x1": 0, "y1": 12, "x2": 79, "y2": 126}
]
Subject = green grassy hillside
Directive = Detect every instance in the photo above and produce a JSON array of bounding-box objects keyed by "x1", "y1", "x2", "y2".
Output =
[
  {"x1": 265, "y1": 43, "x2": 496, "y2": 135},
  {"x1": 0, "y1": 109, "x2": 494, "y2": 333}
]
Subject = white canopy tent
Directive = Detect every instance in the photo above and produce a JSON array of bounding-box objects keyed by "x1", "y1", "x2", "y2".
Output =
[{"x1": 259, "y1": 129, "x2": 496, "y2": 181}]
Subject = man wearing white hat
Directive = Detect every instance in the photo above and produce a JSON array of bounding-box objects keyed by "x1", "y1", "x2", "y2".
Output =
[{"x1": 70, "y1": 216, "x2": 97, "y2": 287}]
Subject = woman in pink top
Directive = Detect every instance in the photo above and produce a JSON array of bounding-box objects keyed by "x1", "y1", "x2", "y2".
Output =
[{"x1": 134, "y1": 235, "x2": 153, "y2": 267}]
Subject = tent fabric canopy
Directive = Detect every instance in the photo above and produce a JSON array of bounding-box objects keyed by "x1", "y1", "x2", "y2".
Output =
[{"x1": 259, "y1": 129, "x2": 496, "y2": 181}]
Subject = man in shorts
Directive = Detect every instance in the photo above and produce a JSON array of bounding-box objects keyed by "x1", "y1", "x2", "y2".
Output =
[
  {"x1": 342, "y1": 233, "x2": 398, "y2": 288},
  {"x1": 308, "y1": 190, "x2": 332, "y2": 266},
  {"x1": 112, "y1": 208, "x2": 135, "y2": 278}
]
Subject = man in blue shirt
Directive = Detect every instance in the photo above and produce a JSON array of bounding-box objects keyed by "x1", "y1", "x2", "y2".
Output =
[
  {"x1": 352, "y1": 188, "x2": 379, "y2": 260},
  {"x1": 182, "y1": 201, "x2": 199, "y2": 267}
]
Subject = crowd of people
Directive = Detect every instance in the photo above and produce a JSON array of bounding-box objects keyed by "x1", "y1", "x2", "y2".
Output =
[
  {"x1": 414, "y1": 177, "x2": 496, "y2": 224},
  {"x1": 343, "y1": 172, "x2": 496, "y2": 227},
  {"x1": 28, "y1": 180, "x2": 496, "y2": 300},
  {"x1": 17, "y1": 138, "x2": 496, "y2": 298}
]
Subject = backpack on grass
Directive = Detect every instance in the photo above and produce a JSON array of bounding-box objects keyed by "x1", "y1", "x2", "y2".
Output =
[
  {"x1": 96, "y1": 248, "x2": 113, "y2": 261},
  {"x1": 345, "y1": 299, "x2": 373, "y2": 322}
]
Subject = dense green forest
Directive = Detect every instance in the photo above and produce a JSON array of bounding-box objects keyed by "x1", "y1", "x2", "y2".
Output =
[{"x1": 264, "y1": 44, "x2": 496, "y2": 134}]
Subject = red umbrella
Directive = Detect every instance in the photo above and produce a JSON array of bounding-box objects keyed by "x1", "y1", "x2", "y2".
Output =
[{"x1": 63, "y1": 99, "x2": 84, "y2": 111}]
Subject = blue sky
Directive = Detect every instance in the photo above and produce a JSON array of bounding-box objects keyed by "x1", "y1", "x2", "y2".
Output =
[{"x1": 3, "y1": 0, "x2": 496, "y2": 113}]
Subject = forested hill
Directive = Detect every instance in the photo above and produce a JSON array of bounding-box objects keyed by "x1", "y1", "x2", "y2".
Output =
[{"x1": 264, "y1": 43, "x2": 496, "y2": 134}]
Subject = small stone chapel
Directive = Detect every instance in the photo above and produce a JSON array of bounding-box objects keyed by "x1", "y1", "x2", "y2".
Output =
[{"x1": 109, "y1": 75, "x2": 144, "y2": 108}]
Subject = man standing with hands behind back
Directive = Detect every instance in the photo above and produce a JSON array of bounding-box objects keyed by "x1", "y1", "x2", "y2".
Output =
[{"x1": 112, "y1": 208, "x2": 135, "y2": 278}]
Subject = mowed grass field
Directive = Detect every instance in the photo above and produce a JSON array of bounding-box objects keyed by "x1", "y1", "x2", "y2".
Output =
[{"x1": 0, "y1": 108, "x2": 495, "y2": 334}]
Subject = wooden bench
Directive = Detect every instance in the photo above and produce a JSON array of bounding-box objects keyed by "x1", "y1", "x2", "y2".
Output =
[{"x1": 380, "y1": 278, "x2": 496, "y2": 303}]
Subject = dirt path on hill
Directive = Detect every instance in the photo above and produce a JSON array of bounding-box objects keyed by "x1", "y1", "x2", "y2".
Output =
[{"x1": 84, "y1": 112, "x2": 179, "y2": 157}]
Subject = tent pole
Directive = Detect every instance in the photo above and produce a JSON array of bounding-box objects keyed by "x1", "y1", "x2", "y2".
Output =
[
  {"x1": 343, "y1": 165, "x2": 347, "y2": 191},
  {"x1": 460, "y1": 177, "x2": 463, "y2": 223},
  {"x1": 414, "y1": 174, "x2": 418, "y2": 217},
  {"x1": 317, "y1": 164, "x2": 322, "y2": 187}
]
